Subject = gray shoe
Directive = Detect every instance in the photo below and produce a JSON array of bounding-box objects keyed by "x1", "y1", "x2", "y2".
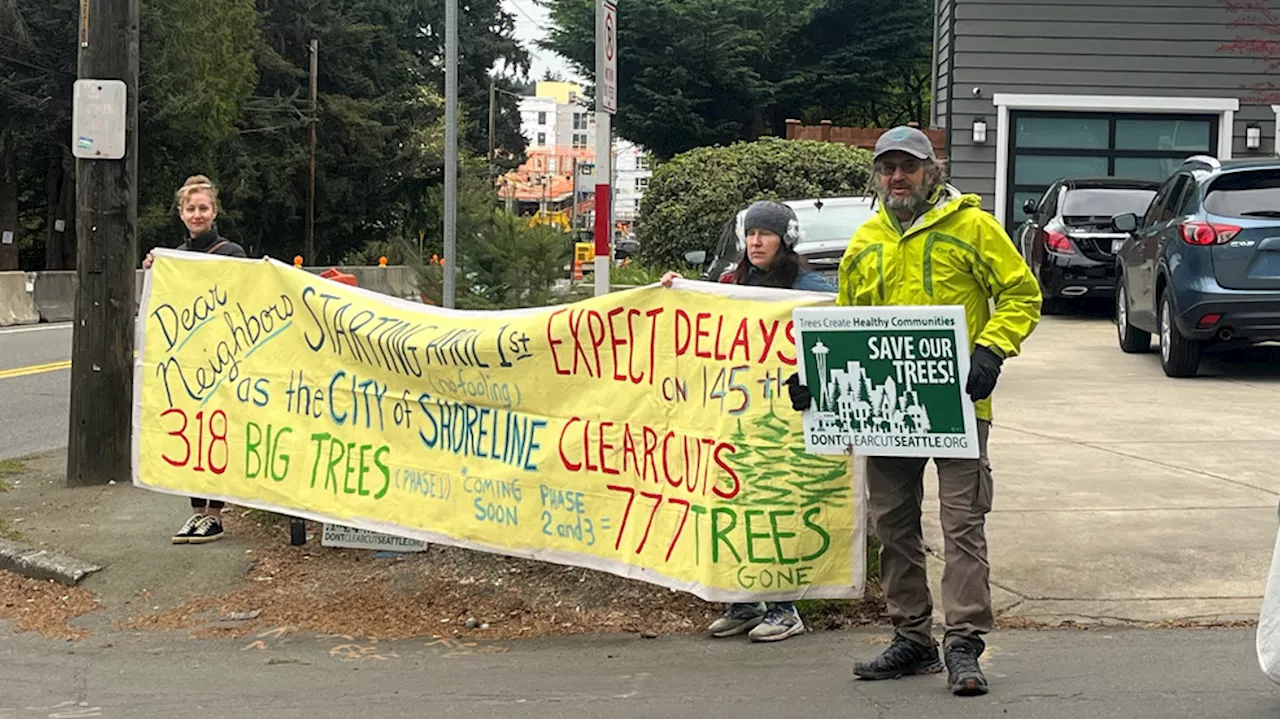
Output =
[
  {"x1": 708, "y1": 602, "x2": 766, "y2": 638},
  {"x1": 749, "y1": 603, "x2": 805, "y2": 642}
]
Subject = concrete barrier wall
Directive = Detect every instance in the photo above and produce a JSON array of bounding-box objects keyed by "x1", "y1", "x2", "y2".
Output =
[
  {"x1": 30, "y1": 271, "x2": 77, "y2": 323},
  {"x1": 10, "y1": 265, "x2": 423, "y2": 325},
  {"x1": 0, "y1": 272, "x2": 40, "y2": 327}
]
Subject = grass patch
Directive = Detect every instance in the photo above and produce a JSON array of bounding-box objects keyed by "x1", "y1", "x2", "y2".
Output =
[
  {"x1": 0, "y1": 458, "x2": 24, "y2": 490},
  {"x1": 0, "y1": 516, "x2": 20, "y2": 541}
]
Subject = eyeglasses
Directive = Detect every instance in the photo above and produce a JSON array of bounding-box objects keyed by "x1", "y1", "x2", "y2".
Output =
[{"x1": 876, "y1": 158, "x2": 923, "y2": 176}]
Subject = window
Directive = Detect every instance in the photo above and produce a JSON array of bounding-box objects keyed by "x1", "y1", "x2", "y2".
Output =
[
  {"x1": 569, "y1": 91, "x2": 578, "y2": 103},
  {"x1": 635, "y1": 177, "x2": 649, "y2": 191},
  {"x1": 636, "y1": 156, "x2": 651, "y2": 171},
  {"x1": 572, "y1": 133, "x2": 588, "y2": 148},
  {"x1": 1060, "y1": 188, "x2": 1157, "y2": 219},
  {"x1": 1205, "y1": 169, "x2": 1280, "y2": 219},
  {"x1": 537, "y1": 111, "x2": 547, "y2": 125},
  {"x1": 536, "y1": 132, "x2": 546, "y2": 146},
  {"x1": 1007, "y1": 111, "x2": 1216, "y2": 227},
  {"x1": 573, "y1": 112, "x2": 589, "y2": 130}
]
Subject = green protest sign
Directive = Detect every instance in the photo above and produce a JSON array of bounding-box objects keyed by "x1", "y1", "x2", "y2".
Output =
[{"x1": 792, "y1": 306, "x2": 979, "y2": 459}]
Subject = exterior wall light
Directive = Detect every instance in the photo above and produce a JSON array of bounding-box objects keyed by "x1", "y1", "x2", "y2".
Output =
[
  {"x1": 972, "y1": 117, "x2": 988, "y2": 144},
  {"x1": 1246, "y1": 123, "x2": 1262, "y2": 150}
]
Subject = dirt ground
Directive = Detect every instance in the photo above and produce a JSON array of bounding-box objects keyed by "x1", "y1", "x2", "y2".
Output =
[{"x1": 114, "y1": 512, "x2": 888, "y2": 642}]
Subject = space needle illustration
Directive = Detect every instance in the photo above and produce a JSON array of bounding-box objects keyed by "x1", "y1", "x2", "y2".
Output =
[{"x1": 812, "y1": 340, "x2": 830, "y2": 410}]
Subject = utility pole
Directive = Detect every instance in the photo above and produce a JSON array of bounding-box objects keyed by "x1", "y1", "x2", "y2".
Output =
[
  {"x1": 593, "y1": 0, "x2": 617, "y2": 296},
  {"x1": 442, "y1": 0, "x2": 458, "y2": 309},
  {"x1": 67, "y1": 0, "x2": 139, "y2": 486},
  {"x1": 488, "y1": 78, "x2": 497, "y2": 171},
  {"x1": 306, "y1": 38, "x2": 318, "y2": 265}
]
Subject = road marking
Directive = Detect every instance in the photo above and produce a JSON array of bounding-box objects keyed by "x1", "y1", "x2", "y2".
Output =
[
  {"x1": 0, "y1": 322, "x2": 72, "y2": 335},
  {"x1": 0, "y1": 360, "x2": 72, "y2": 380}
]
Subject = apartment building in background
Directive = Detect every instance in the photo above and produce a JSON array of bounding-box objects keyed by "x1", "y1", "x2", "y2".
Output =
[{"x1": 504, "y1": 81, "x2": 652, "y2": 235}]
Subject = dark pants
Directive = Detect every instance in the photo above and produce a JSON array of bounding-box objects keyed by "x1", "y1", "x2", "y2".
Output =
[
  {"x1": 866, "y1": 420, "x2": 994, "y2": 652},
  {"x1": 190, "y1": 498, "x2": 224, "y2": 510}
]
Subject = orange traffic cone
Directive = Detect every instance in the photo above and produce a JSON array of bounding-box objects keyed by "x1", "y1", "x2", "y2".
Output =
[{"x1": 573, "y1": 260, "x2": 583, "y2": 281}]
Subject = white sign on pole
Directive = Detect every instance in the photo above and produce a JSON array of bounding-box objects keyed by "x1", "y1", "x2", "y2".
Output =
[
  {"x1": 602, "y1": 2, "x2": 618, "y2": 114},
  {"x1": 321, "y1": 524, "x2": 428, "y2": 552},
  {"x1": 71, "y1": 80, "x2": 127, "y2": 160}
]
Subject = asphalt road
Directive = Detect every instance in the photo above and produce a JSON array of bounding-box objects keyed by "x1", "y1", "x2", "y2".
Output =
[
  {"x1": 0, "y1": 323, "x2": 71, "y2": 460},
  {"x1": 0, "y1": 627, "x2": 1275, "y2": 718}
]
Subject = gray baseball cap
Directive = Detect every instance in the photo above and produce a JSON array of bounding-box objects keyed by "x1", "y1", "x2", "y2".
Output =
[{"x1": 874, "y1": 125, "x2": 936, "y2": 161}]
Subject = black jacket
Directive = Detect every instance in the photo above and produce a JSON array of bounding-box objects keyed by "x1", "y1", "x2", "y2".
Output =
[{"x1": 178, "y1": 226, "x2": 247, "y2": 258}]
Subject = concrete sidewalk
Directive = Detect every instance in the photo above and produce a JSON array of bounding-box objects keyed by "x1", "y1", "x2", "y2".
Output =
[{"x1": 922, "y1": 312, "x2": 1280, "y2": 626}]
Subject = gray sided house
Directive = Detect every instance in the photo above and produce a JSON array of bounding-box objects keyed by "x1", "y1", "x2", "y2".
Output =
[{"x1": 932, "y1": 0, "x2": 1280, "y2": 231}]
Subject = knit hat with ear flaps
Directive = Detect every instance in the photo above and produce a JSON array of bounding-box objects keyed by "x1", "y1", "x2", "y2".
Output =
[{"x1": 741, "y1": 201, "x2": 803, "y2": 248}]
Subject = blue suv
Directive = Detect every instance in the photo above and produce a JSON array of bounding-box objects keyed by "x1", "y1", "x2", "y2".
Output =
[{"x1": 1112, "y1": 156, "x2": 1280, "y2": 377}]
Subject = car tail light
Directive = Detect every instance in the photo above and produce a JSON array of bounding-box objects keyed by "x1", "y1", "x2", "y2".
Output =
[
  {"x1": 718, "y1": 272, "x2": 735, "y2": 284},
  {"x1": 1179, "y1": 221, "x2": 1241, "y2": 246},
  {"x1": 1197, "y1": 313, "x2": 1222, "y2": 328},
  {"x1": 1044, "y1": 230, "x2": 1073, "y2": 254}
]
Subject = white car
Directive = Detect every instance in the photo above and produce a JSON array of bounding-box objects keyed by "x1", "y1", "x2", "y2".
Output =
[{"x1": 689, "y1": 196, "x2": 877, "y2": 282}]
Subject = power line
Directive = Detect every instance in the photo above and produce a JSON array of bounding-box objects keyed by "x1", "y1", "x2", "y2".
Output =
[{"x1": 508, "y1": 0, "x2": 545, "y2": 29}]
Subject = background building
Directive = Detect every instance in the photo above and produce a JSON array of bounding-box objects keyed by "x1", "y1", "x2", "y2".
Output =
[{"x1": 931, "y1": 0, "x2": 1280, "y2": 230}]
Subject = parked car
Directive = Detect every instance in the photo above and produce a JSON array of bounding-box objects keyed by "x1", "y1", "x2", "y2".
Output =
[
  {"x1": 686, "y1": 196, "x2": 877, "y2": 282},
  {"x1": 1015, "y1": 177, "x2": 1159, "y2": 314},
  {"x1": 1112, "y1": 155, "x2": 1280, "y2": 377}
]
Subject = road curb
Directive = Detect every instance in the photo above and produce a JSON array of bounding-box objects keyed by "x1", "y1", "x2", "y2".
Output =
[{"x1": 0, "y1": 538, "x2": 102, "y2": 586}]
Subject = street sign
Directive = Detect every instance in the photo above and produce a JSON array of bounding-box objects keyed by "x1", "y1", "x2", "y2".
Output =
[
  {"x1": 602, "y1": 2, "x2": 618, "y2": 114},
  {"x1": 71, "y1": 79, "x2": 127, "y2": 160},
  {"x1": 321, "y1": 524, "x2": 428, "y2": 552}
]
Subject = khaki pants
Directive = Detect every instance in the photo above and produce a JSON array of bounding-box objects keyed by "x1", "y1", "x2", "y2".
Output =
[{"x1": 866, "y1": 420, "x2": 993, "y2": 651}]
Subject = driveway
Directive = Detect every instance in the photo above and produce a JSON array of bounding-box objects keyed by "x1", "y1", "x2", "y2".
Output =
[{"x1": 922, "y1": 309, "x2": 1280, "y2": 625}]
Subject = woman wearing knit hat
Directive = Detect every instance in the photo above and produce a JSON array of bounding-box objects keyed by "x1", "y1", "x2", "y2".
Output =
[{"x1": 662, "y1": 199, "x2": 834, "y2": 642}]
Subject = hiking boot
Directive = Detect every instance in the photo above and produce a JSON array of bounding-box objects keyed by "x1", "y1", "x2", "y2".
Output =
[
  {"x1": 172, "y1": 514, "x2": 204, "y2": 544},
  {"x1": 707, "y1": 602, "x2": 766, "y2": 638},
  {"x1": 749, "y1": 603, "x2": 805, "y2": 643},
  {"x1": 945, "y1": 642, "x2": 989, "y2": 696},
  {"x1": 853, "y1": 634, "x2": 943, "y2": 680},
  {"x1": 188, "y1": 515, "x2": 225, "y2": 544}
]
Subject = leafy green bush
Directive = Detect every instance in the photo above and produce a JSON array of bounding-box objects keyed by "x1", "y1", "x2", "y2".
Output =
[{"x1": 636, "y1": 137, "x2": 873, "y2": 267}]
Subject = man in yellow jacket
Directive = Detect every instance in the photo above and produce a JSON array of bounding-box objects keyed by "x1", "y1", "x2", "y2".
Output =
[{"x1": 788, "y1": 126, "x2": 1041, "y2": 696}]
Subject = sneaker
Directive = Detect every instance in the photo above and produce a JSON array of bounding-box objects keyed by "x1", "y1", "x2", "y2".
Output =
[
  {"x1": 172, "y1": 514, "x2": 204, "y2": 544},
  {"x1": 188, "y1": 515, "x2": 225, "y2": 544},
  {"x1": 749, "y1": 603, "x2": 805, "y2": 643},
  {"x1": 945, "y1": 642, "x2": 989, "y2": 696},
  {"x1": 853, "y1": 634, "x2": 944, "y2": 680},
  {"x1": 707, "y1": 602, "x2": 766, "y2": 638}
]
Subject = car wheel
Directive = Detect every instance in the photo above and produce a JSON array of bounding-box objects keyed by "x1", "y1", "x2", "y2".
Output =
[
  {"x1": 1115, "y1": 281, "x2": 1151, "y2": 353},
  {"x1": 1159, "y1": 292, "x2": 1201, "y2": 377}
]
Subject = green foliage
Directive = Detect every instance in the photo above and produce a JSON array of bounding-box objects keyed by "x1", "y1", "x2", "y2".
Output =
[
  {"x1": 2, "y1": 0, "x2": 532, "y2": 270},
  {"x1": 636, "y1": 138, "x2": 872, "y2": 267},
  {"x1": 412, "y1": 164, "x2": 571, "y2": 311},
  {"x1": 610, "y1": 261, "x2": 672, "y2": 286},
  {"x1": 542, "y1": 0, "x2": 931, "y2": 160}
]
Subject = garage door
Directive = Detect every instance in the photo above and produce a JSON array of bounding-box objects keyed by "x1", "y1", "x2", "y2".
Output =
[{"x1": 1007, "y1": 111, "x2": 1217, "y2": 227}]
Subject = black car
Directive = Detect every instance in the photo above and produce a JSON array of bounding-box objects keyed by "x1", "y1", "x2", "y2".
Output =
[
  {"x1": 1015, "y1": 178, "x2": 1159, "y2": 313},
  {"x1": 1112, "y1": 156, "x2": 1280, "y2": 377}
]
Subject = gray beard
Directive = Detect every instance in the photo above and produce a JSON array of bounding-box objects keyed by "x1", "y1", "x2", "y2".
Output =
[{"x1": 878, "y1": 183, "x2": 937, "y2": 216}]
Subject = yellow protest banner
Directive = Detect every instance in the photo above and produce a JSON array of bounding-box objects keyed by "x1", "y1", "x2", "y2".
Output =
[{"x1": 132, "y1": 250, "x2": 864, "y2": 601}]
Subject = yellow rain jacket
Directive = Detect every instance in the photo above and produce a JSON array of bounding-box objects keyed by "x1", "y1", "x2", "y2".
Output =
[{"x1": 836, "y1": 188, "x2": 1041, "y2": 421}]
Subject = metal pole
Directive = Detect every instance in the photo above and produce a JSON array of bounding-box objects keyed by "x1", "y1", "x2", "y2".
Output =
[
  {"x1": 443, "y1": 0, "x2": 458, "y2": 308},
  {"x1": 306, "y1": 38, "x2": 318, "y2": 265},
  {"x1": 488, "y1": 78, "x2": 497, "y2": 171},
  {"x1": 593, "y1": 0, "x2": 613, "y2": 296}
]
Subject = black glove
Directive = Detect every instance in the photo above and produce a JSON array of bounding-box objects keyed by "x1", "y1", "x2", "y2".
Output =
[
  {"x1": 784, "y1": 373, "x2": 812, "y2": 411},
  {"x1": 965, "y1": 345, "x2": 1003, "y2": 402}
]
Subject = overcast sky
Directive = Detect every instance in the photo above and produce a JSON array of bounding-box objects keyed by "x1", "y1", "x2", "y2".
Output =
[{"x1": 502, "y1": 0, "x2": 581, "y2": 82}]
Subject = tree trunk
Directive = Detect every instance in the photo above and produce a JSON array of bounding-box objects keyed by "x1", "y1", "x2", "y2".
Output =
[
  {"x1": 0, "y1": 124, "x2": 19, "y2": 271},
  {"x1": 44, "y1": 147, "x2": 77, "y2": 270}
]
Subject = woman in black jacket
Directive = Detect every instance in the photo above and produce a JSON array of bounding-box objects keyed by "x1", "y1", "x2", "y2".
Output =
[
  {"x1": 662, "y1": 200, "x2": 835, "y2": 642},
  {"x1": 144, "y1": 175, "x2": 246, "y2": 544}
]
